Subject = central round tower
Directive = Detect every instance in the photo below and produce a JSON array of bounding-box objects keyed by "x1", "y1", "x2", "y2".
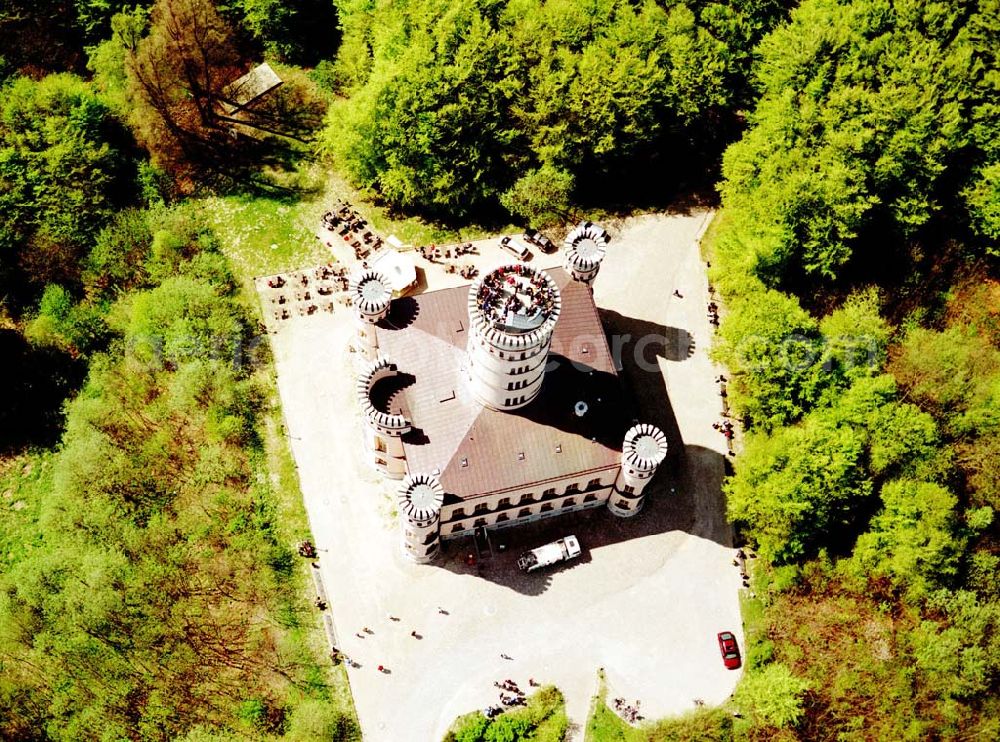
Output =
[{"x1": 466, "y1": 264, "x2": 561, "y2": 411}]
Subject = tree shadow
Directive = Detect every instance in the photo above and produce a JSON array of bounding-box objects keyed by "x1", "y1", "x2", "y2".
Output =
[{"x1": 0, "y1": 330, "x2": 85, "y2": 452}]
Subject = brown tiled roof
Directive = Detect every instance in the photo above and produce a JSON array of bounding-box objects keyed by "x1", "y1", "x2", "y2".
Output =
[{"x1": 374, "y1": 268, "x2": 631, "y2": 501}]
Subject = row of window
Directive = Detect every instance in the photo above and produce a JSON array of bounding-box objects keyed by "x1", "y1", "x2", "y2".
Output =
[
  {"x1": 504, "y1": 395, "x2": 527, "y2": 406},
  {"x1": 506, "y1": 377, "x2": 534, "y2": 391},
  {"x1": 447, "y1": 493, "x2": 603, "y2": 533},
  {"x1": 448, "y1": 478, "x2": 605, "y2": 520}
]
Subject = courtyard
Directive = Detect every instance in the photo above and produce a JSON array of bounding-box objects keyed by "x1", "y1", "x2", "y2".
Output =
[{"x1": 258, "y1": 210, "x2": 744, "y2": 740}]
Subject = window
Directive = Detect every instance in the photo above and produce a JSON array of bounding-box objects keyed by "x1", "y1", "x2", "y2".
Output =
[
  {"x1": 499, "y1": 497, "x2": 510, "y2": 508},
  {"x1": 451, "y1": 524, "x2": 463, "y2": 533},
  {"x1": 519, "y1": 508, "x2": 532, "y2": 518},
  {"x1": 617, "y1": 499, "x2": 630, "y2": 510},
  {"x1": 496, "y1": 513, "x2": 509, "y2": 522},
  {"x1": 452, "y1": 507, "x2": 466, "y2": 518},
  {"x1": 542, "y1": 487, "x2": 555, "y2": 497},
  {"x1": 520, "y1": 352, "x2": 527, "y2": 360},
  {"x1": 583, "y1": 494, "x2": 598, "y2": 503},
  {"x1": 587, "y1": 478, "x2": 602, "y2": 489},
  {"x1": 422, "y1": 532, "x2": 437, "y2": 545},
  {"x1": 474, "y1": 502, "x2": 489, "y2": 514},
  {"x1": 474, "y1": 518, "x2": 487, "y2": 527},
  {"x1": 507, "y1": 382, "x2": 515, "y2": 390},
  {"x1": 563, "y1": 498, "x2": 576, "y2": 507},
  {"x1": 622, "y1": 485, "x2": 635, "y2": 495},
  {"x1": 374, "y1": 437, "x2": 386, "y2": 452},
  {"x1": 565, "y1": 483, "x2": 580, "y2": 494},
  {"x1": 518, "y1": 493, "x2": 533, "y2": 505},
  {"x1": 540, "y1": 503, "x2": 553, "y2": 513}
]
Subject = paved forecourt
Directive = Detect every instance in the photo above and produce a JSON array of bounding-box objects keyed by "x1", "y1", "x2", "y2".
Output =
[{"x1": 260, "y1": 211, "x2": 743, "y2": 741}]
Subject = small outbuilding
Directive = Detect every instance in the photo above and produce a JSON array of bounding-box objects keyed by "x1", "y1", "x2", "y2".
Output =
[{"x1": 370, "y1": 247, "x2": 417, "y2": 297}]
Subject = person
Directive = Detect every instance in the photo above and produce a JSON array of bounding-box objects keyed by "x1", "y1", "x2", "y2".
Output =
[
  {"x1": 378, "y1": 665, "x2": 384, "y2": 672},
  {"x1": 411, "y1": 630, "x2": 417, "y2": 638},
  {"x1": 673, "y1": 289, "x2": 683, "y2": 298}
]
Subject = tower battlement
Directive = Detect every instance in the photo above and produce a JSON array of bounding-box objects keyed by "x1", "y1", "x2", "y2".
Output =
[
  {"x1": 466, "y1": 264, "x2": 561, "y2": 410},
  {"x1": 609, "y1": 423, "x2": 668, "y2": 518},
  {"x1": 564, "y1": 221, "x2": 609, "y2": 286},
  {"x1": 398, "y1": 473, "x2": 445, "y2": 563}
]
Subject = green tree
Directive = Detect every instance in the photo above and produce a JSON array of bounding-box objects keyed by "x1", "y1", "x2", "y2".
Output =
[
  {"x1": 851, "y1": 480, "x2": 962, "y2": 598},
  {"x1": 500, "y1": 165, "x2": 574, "y2": 226},
  {"x1": 719, "y1": 0, "x2": 985, "y2": 281},
  {"x1": 733, "y1": 662, "x2": 810, "y2": 729},
  {"x1": 24, "y1": 284, "x2": 108, "y2": 356},
  {"x1": 0, "y1": 73, "x2": 136, "y2": 303},
  {"x1": 726, "y1": 375, "x2": 942, "y2": 562}
]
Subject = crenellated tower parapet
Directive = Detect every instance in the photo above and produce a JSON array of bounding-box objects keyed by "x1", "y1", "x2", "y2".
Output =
[
  {"x1": 466, "y1": 264, "x2": 561, "y2": 411},
  {"x1": 356, "y1": 356, "x2": 411, "y2": 478},
  {"x1": 608, "y1": 423, "x2": 668, "y2": 517},
  {"x1": 398, "y1": 473, "x2": 445, "y2": 563},
  {"x1": 563, "y1": 221, "x2": 609, "y2": 286},
  {"x1": 349, "y1": 269, "x2": 392, "y2": 360}
]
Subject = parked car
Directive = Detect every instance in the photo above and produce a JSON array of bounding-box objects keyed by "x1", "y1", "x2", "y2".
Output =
[
  {"x1": 717, "y1": 631, "x2": 741, "y2": 669},
  {"x1": 523, "y1": 228, "x2": 556, "y2": 253},
  {"x1": 499, "y1": 235, "x2": 531, "y2": 260}
]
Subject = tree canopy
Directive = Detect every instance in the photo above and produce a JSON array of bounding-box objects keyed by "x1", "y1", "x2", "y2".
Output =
[{"x1": 321, "y1": 0, "x2": 792, "y2": 219}]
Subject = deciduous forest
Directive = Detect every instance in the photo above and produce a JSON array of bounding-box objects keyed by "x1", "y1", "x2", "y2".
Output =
[{"x1": 1, "y1": 0, "x2": 998, "y2": 740}]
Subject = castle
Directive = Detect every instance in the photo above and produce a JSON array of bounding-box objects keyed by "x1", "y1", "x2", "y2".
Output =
[{"x1": 349, "y1": 223, "x2": 668, "y2": 563}]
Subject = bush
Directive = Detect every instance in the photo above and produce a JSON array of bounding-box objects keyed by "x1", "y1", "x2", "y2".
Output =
[{"x1": 733, "y1": 662, "x2": 809, "y2": 729}]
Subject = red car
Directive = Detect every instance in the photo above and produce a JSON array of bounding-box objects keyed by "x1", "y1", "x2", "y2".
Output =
[{"x1": 717, "y1": 631, "x2": 742, "y2": 669}]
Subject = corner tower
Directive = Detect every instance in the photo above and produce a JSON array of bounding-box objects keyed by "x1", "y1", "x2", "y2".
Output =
[
  {"x1": 398, "y1": 473, "x2": 445, "y2": 563},
  {"x1": 563, "y1": 221, "x2": 609, "y2": 286},
  {"x1": 608, "y1": 423, "x2": 668, "y2": 517},
  {"x1": 356, "y1": 356, "x2": 411, "y2": 479},
  {"x1": 466, "y1": 264, "x2": 561, "y2": 411},
  {"x1": 349, "y1": 269, "x2": 392, "y2": 360}
]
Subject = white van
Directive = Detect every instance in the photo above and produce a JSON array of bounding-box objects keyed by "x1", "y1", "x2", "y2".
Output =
[{"x1": 499, "y1": 236, "x2": 531, "y2": 261}]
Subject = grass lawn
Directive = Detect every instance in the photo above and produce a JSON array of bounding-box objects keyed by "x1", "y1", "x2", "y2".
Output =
[
  {"x1": 585, "y1": 670, "x2": 735, "y2": 742},
  {"x1": 202, "y1": 162, "x2": 506, "y2": 290}
]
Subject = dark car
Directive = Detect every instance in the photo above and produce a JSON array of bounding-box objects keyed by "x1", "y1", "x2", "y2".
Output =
[
  {"x1": 717, "y1": 631, "x2": 741, "y2": 669},
  {"x1": 523, "y1": 228, "x2": 556, "y2": 253}
]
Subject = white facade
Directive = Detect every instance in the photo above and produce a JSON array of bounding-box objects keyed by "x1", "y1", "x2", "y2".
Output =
[
  {"x1": 608, "y1": 424, "x2": 668, "y2": 517},
  {"x1": 439, "y1": 468, "x2": 617, "y2": 539},
  {"x1": 466, "y1": 265, "x2": 561, "y2": 411}
]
